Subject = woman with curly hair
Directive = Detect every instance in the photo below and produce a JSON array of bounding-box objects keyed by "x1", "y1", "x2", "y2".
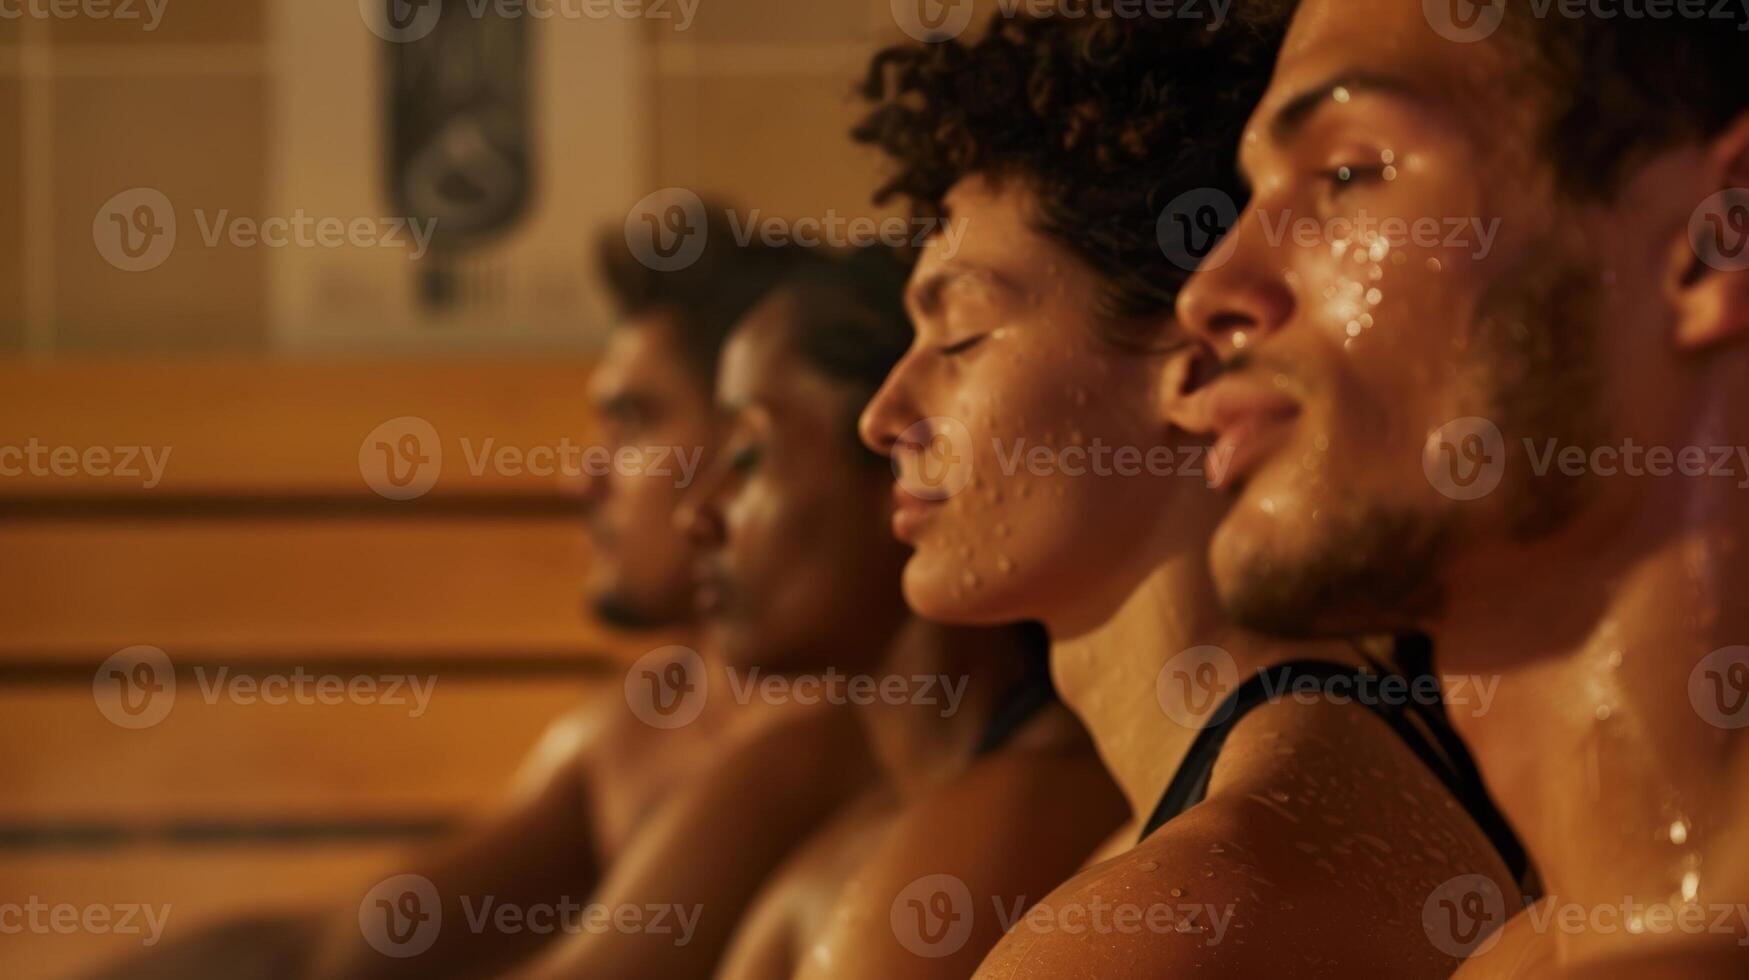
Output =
[{"x1": 853, "y1": 5, "x2": 1532, "y2": 977}]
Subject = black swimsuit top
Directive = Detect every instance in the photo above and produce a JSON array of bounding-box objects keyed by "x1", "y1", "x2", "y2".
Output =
[
  {"x1": 972, "y1": 669, "x2": 1057, "y2": 757},
  {"x1": 1138, "y1": 659, "x2": 1533, "y2": 893}
]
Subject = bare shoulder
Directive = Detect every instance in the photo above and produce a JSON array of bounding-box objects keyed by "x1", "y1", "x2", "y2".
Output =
[
  {"x1": 976, "y1": 695, "x2": 1522, "y2": 979},
  {"x1": 792, "y1": 735, "x2": 1126, "y2": 980}
]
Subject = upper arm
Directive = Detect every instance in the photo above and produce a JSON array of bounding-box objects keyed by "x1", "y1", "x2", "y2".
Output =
[
  {"x1": 298, "y1": 710, "x2": 602, "y2": 980},
  {"x1": 515, "y1": 708, "x2": 873, "y2": 980},
  {"x1": 803, "y1": 750, "x2": 1127, "y2": 980}
]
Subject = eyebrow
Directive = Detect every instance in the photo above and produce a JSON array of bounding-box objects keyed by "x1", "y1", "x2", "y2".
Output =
[
  {"x1": 597, "y1": 390, "x2": 644, "y2": 416},
  {"x1": 904, "y1": 262, "x2": 1023, "y2": 320},
  {"x1": 1264, "y1": 71, "x2": 1433, "y2": 147}
]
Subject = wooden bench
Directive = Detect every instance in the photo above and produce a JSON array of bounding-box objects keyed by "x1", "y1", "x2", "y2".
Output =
[{"x1": 0, "y1": 358, "x2": 664, "y2": 978}]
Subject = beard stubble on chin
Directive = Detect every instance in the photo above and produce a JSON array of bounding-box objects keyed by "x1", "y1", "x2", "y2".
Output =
[{"x1": 1218, "y1": 249, "x2": 1606, "y2": 639}]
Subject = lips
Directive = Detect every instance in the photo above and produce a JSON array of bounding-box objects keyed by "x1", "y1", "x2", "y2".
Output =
[
  {"x1": 890, "y1": 482, "x2": 940, "y2": 544},
  {"x1": 691, "y1": 561, "x2": 728, "y2": 615},
  {"x1": 1174, "y1": 379, "x2": 1301, "y2": 491}
]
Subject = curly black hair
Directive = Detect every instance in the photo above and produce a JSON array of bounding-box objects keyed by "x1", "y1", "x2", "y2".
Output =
[
  {"x1": 596, "y1": 203, "x2": 809, "y2": 383},
  {"x1": 851, "y1": 3, "x2": 1292, "y2": 336},
  {"x1": 1504, "y1": 1, "x2": 1749, "y2": 201}
]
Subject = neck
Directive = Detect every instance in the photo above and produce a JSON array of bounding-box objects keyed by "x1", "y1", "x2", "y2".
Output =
[
  {"x1": 857, "y1": 616, "x2": 1038, "y2": 797},
  {"x1": 1049, "y1": 548, "x2": 1359, "y2": 820},
  {"x1": 1439, "y1": 383, "x2": 1749, "y2": 960}
]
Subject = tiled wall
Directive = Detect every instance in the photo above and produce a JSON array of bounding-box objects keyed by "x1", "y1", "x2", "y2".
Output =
[
  {"x1": 2, "y1": 0, "x2": 270, "y2": 356},
  {"x1": 0, "y1": 0, "x2": 1007, "y2": 358}
]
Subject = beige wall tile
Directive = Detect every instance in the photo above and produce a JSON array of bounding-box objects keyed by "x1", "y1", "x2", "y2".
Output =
[
  {"x1": 673, "y1": 0, "x2": 877, "y2": 43},
  {"x1": 655, "y1": 71, "x2": 898, "y2": 222},
  {"x1": 53, "y1": 76, "x2": 268, "y2": 352},
  {"x1": 48, "y1": 0, "x2": 264, "y2": 46}
]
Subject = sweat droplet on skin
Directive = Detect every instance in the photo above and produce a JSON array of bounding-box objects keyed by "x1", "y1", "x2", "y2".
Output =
[{"x1": 996, "y1": 556, "x2": 1015, "y2": 575}]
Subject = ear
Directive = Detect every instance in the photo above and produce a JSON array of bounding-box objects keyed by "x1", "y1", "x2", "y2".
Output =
[{"x1": 1667, "y1": 110, "x2": 1749, "y2": 353}]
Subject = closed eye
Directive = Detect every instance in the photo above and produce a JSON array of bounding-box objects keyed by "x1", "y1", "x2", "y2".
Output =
[
  {"x1": 729, "y1": 444, "x2": 763, "y2": 474},
  {"x1": 939, "y1": 334, "x2": 989, "y2": 357},
  {"x1": 1321, "y1": 163, "x2": 1387, "y2": 196}
]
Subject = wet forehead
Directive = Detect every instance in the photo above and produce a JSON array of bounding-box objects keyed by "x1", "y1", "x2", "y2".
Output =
[
  {"x1": 1256, "y1": 0, "x2": 1511, "y2": 145},
  {"x1": 716, "y1": 294, "x2": 800, "y2": 409}
]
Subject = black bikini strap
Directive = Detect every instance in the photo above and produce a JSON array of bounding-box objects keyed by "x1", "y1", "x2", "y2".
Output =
[
  {"x1": 1139, "y1": 660, "x2": 1532, "y2": 894},
  {"x1": 973, "y1": 670, "x2": 1056, "y2": 757}
]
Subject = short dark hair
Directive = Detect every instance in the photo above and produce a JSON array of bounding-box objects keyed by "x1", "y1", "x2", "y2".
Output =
[
  {"x1": 596, "y1": 203, "x2": 806, "y2": 382},
  {"x1": 1506, "y1": 3, "x2": 1749, "y2": 200},
  {"x1": 851, "y1": 5, "x2": 1290, "y2": 336},
  {"x1": 772, "y1": 247, "x2": 914, "y2": 460}
]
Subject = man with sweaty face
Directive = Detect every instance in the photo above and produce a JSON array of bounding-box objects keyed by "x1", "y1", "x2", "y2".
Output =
[
  {"x1": 677, "y1": 249, "x2": 1125, "y2": 980},
  {"x1": 851, "y1": 8, "x2": 1527, "y2": 980},
  {"x1": 1172, "y1": 1, "x2": 1749, "y2": 976},
  {"x1": 89, "y1": 206, "x2": 822, "y2": 980}
]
